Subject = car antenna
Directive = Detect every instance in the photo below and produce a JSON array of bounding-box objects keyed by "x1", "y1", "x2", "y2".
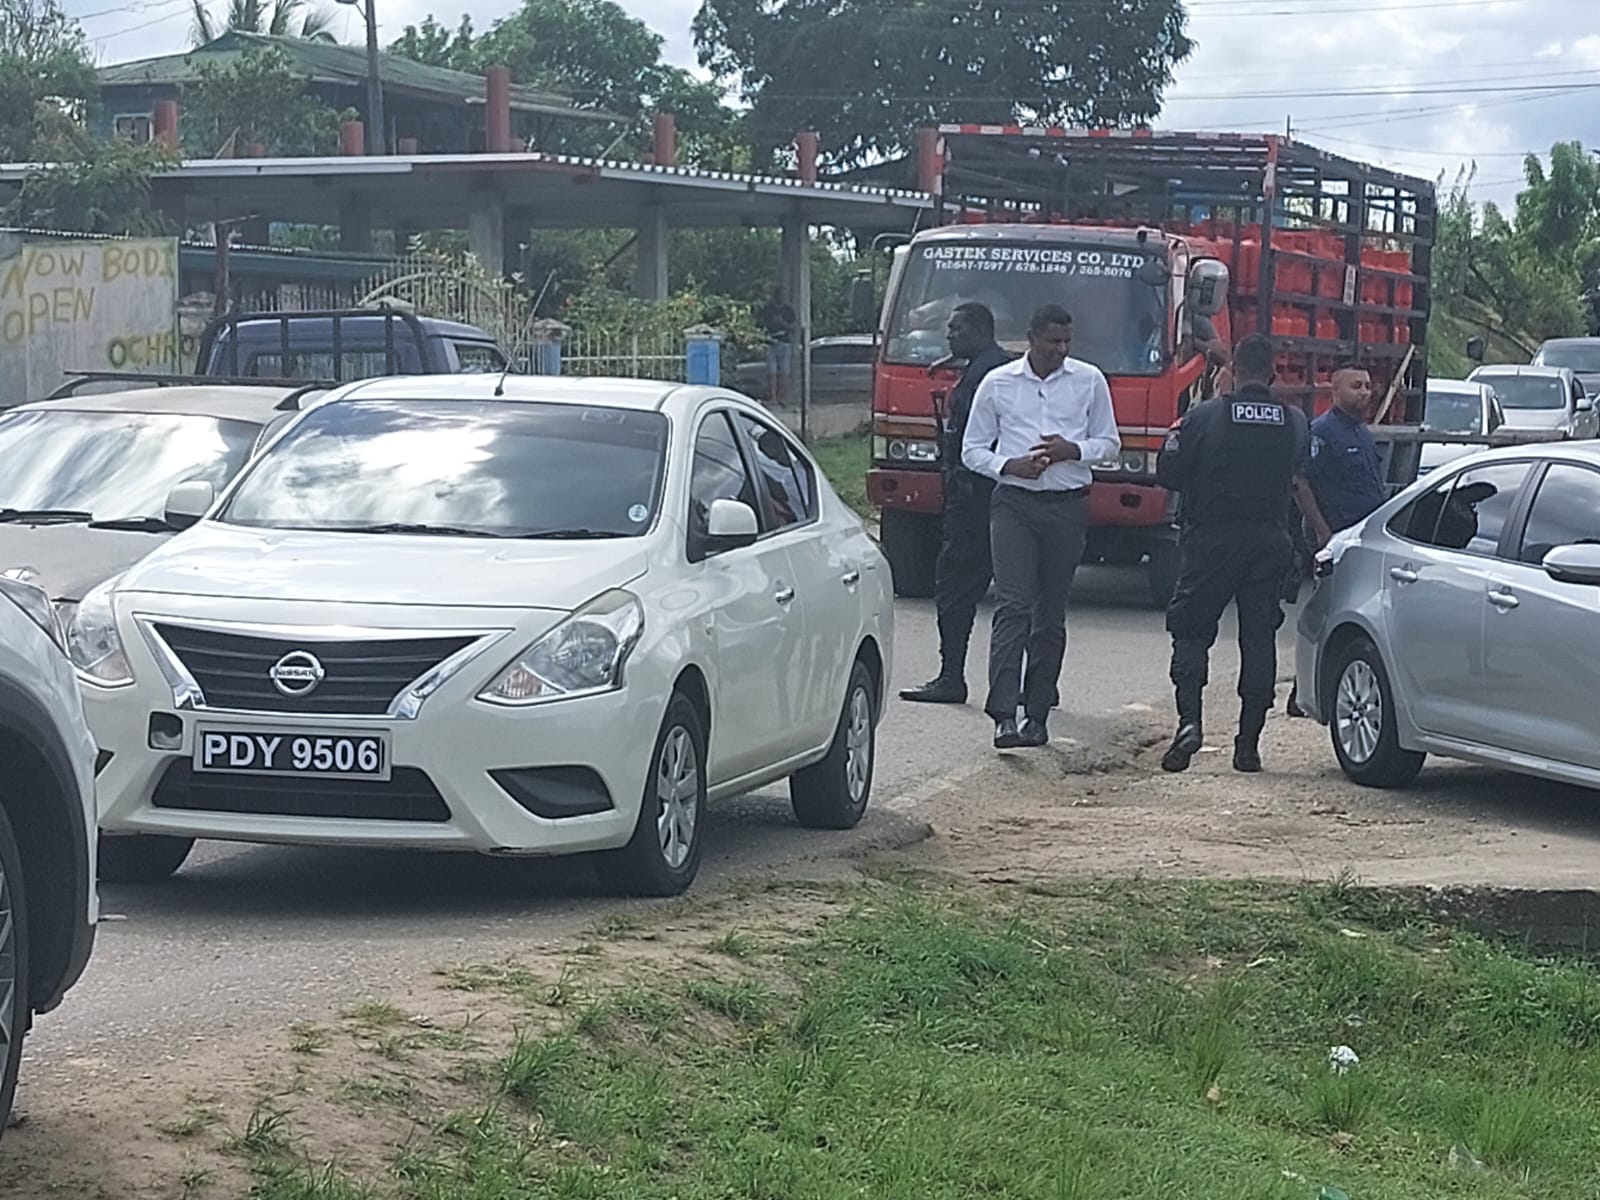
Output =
[{"x1": 493, "y1": 355, "x2": 512, "y2": 398}]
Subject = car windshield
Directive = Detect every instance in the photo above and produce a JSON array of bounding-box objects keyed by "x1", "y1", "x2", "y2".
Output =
[
  {"x1": 1476, "y1": 374, "x2": 1565, "y2": 410},
  {"x1": 1537, "y1": 343, "x2": 1600, "y2": 373},
  {"x1": 1422, "y1": 388, "x2": 1482, "y2": 433},
  {"x1": 885, "y1": 240, "x2": 1169, "y2": 376},
  {"x1": 219, "y1": 399, "x2": 670, "y2": 538},
  {"x1": 0, "y1": 409, "x2": 258, "y2": 519}
]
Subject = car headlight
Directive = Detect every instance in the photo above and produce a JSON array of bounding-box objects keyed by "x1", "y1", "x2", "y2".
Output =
[
  {"x1": 478, "y1": 589, "x2": 644, "y2": 706},
  {"x1": 64, "y1": 577, "x2": 133, "y2": 686},
  {"x1": 0, "y1": 567, "x2": 65, "y2": 653}
]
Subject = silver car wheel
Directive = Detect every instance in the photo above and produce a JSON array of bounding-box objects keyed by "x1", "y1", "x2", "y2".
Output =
[
  {"x1": 844, "y1": 685, "x2": 873, "y2": 804},
  {"x1": 1335, "y1": 658, "x2": 1384, "y2": 765},
  {"x1": 655, "y1": 725, "x2": 700, "y2": 871}
]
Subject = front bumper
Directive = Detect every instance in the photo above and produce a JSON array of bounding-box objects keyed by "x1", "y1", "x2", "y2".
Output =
[{"x1": 88, "y1": 610, "x2": 666, "y2": 857}]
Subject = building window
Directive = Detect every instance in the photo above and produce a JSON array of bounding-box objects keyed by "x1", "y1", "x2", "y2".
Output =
[{"x1": 114, "y1": 113, "x2": 153, "y2": 144}]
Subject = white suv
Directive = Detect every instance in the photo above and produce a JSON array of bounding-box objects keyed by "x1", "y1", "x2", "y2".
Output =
[
  {"x1": 76, "y1": 376, "x2": 892, "y2": 897},
  {"x1": 0, "y1": 573, "x2": 99, "y2": 1136}
]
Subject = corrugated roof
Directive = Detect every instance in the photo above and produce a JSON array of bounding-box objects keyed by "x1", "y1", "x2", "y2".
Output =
[{"x1": 96, "y1": 31, "x2": 616, "y2": 123}]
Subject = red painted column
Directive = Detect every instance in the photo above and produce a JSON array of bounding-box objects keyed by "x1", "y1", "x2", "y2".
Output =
[
  {"x1": 796, "y1": 130, "x2": 819, "y2": 183},
  {"x1": 653, "y1": 112, "x2": 678, "y2": 166},
  {"x1": 915, "y1": 126, "x2": 941, "y2": 193},
  {"x1": 486, "y1": 65, "x2": 513, "y2": 154},
  {"x1": 152, "y1": 99, "x2": 179, "y2": 150},
  {"x1": 341, "y1": 120, "x2": 365, "y2": 156}
]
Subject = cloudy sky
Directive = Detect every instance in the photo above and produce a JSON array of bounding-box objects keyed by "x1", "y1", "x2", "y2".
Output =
[{"x1": 66, "y1": 0, "x2": 1597, "y2": 209}]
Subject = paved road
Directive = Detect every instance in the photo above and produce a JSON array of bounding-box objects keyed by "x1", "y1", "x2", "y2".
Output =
[{"x1": 22, "y1": 563, "x2": 1271, "y2": 1086}]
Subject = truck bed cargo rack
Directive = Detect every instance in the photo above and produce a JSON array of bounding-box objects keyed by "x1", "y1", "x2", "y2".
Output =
[
  {"x1": 195, "y1": 308, "x2": 429, "y2": 380},
  {"x1": 44, "y1": 371, "x2": 337, "y2": 411}
]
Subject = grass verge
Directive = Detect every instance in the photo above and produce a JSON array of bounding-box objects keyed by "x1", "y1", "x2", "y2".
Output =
[
  {"x1": 216, "y1": 879, "x2": 1600, "y2": 1199},
  {"x1": 809, "y1": 432, "x2": 871, "y2": 519}
]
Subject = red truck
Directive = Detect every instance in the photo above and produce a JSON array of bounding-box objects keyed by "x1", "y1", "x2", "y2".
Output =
[{"x1": 864, "y1": 128, "x2": 1435, "y2": 606}]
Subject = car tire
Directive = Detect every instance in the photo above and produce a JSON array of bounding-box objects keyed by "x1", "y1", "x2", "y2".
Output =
[
  {"x1": 600, "y1": 693, "x2": 706, "y2": 898},
  {"x1": 97, "y1": 833, "x2": 194, "y2": 884},
  {"x1": 0, "y1": 802, "x2": 31, "y2": 1140},
  {"x1": 1327, "y1": 638, "x2": 1425, "y2": 788},
  {"x1": 790, "y1": 660, "x2": 877, "y2": 830}
]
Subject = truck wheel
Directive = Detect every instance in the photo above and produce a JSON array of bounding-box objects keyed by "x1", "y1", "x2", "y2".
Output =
[
  {"x1": 1146, "y1": 542, "x2": 1182, "y2": 610},
  {"x1": 0, "y1": 803, "x2": 31, "y2": 1140},
  {"x1": 880, "y1": 509, "x2": 939, "y2": 598},
  {"x1": 97, "y1": 833, "x2": 193, "y2": 884},
  {"x1": 1327, "y1": 638, "x2": 1425, "y2": 788}
]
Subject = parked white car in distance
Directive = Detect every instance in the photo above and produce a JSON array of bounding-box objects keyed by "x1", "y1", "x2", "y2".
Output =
[
  {"x1": 1466, "y1": 363, "x2": 1596, "y2": 439},
  {"x1": 75, "y1": 376, "x2": 892, "y2": 896},
  {"x1": 0, "y1": 572, "x2": 98, "y2": 1137},
  {"x1": 1418, "y1": 377, "x2": 1505, "y2": 475}
]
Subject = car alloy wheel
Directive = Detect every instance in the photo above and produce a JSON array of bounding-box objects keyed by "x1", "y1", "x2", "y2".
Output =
[
  {"x1": 655, "y1": 724, "x2": 700, "y2": 872},
  {"x1": 1335, "y1": 658, "x2": 1383, "y2": 765},
  {"x1": 844, "y1": 685, "x2": 872, "y2": 805}
]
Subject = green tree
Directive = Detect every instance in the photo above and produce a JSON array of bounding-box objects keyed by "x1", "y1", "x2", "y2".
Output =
[
  {"x1": 180, "y1": 45, "x2": 344, "y2": 157},
  {"x1": 692, "y1": 0, "x2": 1193, "y2": 167},
  {"x1": 0, "y1": 0, "x2": 97, "y2": 162},
  {"x1": 189, "y1": 0, "x2": 337, "y2": 45},
  {"x1": 1, "y1": 140, "x2": 177, "y2": 235}
]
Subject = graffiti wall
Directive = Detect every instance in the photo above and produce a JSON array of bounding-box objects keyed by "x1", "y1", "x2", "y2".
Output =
[{"x1": 0, "y1": 234, "x2": 180, "y2": 404}]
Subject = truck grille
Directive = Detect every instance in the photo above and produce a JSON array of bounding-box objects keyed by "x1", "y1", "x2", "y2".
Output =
[
  {"x1": 153, "y1": 624, "x2": 474, "y2": 715},
  {"x1": 151, "y1": 761, "x2": 451, "y2": 822}
]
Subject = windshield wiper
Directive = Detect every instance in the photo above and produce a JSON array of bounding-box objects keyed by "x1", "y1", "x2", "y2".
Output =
[
  {"x1": 86, "y1": 514, "x2": 176, "y2": 532},
  {"x1": 512, "y1": 528, "x2": 628, "y2": 540},
  {"x1": 318, "y1": 522, "x2": 502, "y2": 538},
  {"x1": 0, "y1": 508, "x2": 93, "y2": 525}
]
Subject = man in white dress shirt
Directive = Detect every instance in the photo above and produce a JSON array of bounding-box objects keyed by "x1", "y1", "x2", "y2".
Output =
[{"x1": 962, "y1": 304, "x2": 1121, "y2": 749}]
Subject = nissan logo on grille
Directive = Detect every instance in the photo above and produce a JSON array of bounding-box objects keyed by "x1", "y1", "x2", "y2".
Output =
[{"x1": 269, "y1": 650, "x2": 327, "y2": 698}]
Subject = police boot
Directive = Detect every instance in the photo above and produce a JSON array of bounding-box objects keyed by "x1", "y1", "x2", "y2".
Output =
[
  {"x1": 1233, "y1": 706, "x2": 1268, "y2": 774},
  {"x1": 900, "y1": 673, "x2": 967, "y2": 704},
  {"x1": 1161, "y1": 689, "x2": 1204, "y2": 773}
]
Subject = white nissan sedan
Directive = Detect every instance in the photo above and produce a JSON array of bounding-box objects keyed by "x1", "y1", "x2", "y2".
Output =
[{"x1": 72, "y1": 377, "x2": 892, "y2": 896}]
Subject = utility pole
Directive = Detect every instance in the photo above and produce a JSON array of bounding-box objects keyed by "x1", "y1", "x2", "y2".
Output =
[{"x1": 364, "y1": 0, "x2": 384, "y2": 154}]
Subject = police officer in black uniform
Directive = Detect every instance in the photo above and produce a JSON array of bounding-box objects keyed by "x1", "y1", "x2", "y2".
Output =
[
  {"x1": 901, "y1": 302, "x2": 1013, "y2": 704},
  {"x1": 1154, "y1": 332, "x2": 1312, "y2": 774}
]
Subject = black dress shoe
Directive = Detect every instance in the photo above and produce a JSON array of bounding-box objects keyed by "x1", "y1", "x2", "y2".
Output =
[
  {"x1": 994, "y1": 718, "x2": 1023, "y2": 749},
  {"x1": 1233, "y1": 737, "x2": 1262, "y2": 773},
  {"x1": 899, "y1": 676, "x2": 967, "y2": 704},
  {"x1": 1160, "y1": 723, "x2": 1203, "y2": 773},
  {"x1": 1286, "y1": 687, "x2": 1306, "y2": 719},
  {"x1": 1019, "y1": 718, "x2": 1049, "y2": 747}
]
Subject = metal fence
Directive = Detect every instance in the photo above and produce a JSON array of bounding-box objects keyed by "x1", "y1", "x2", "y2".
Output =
[{"x1": 554, "y1": 329, "x2": 688, "y2": 381}]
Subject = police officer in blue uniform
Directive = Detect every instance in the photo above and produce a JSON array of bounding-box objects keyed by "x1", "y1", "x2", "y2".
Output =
[
  {"x1": 1154, "y1": 333, "x2": 1313, "y2": 774},
  {"x1": 901, "y1": 303, "x2": 1013, "y2": 704},
  {"x1": 1285, "y1": 360, "x2": 1388, "y2": 715}
]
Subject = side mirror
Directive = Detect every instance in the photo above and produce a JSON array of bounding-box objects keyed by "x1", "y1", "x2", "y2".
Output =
[
  {"x1": 1187, "y1": 259, "x2": 1230, "y2": 318},
  {"x1": 165, "y1": 479, "x2": 216, "y2": 531},
  {"x1": 1542, "y1": 543, "x2": 1600, "y2": 585},
  {"x1": 704, "y1": 498, "x2": 759, "y2": 554},
  {"x1": 849, "y1": 276, "x2": 877, "y2": 332},
  {"x1": 1465, "y1": 335, "x2": 1486, "y2": 363},
  {"x1": 1579, "y1": 395, "x2": 1594, "y2": 413}
]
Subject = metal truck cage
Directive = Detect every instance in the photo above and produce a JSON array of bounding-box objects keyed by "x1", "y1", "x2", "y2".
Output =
[{"x1": 194, "y1": 308, "x2": 432, "y2": 380}]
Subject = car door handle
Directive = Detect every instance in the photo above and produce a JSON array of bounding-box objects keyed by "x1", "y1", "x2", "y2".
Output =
[
  {"x1": 1487, "y1": 588, "x2": 1519, "y2": 610},
  {"x1": 841, "y1": 569, "x2": 860, "y2": 586},
  {"x1": 1389, "y1": 566, "x2": 1418, "y2": 584},
  {"x1": 774, "y1": 585, "x2": 795, "y2": 604}
]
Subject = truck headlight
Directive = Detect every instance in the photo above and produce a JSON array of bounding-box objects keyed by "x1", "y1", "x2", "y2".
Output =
[
  {"x1": 873, "y1": 436, "x2": 940, "y2": 464},
  {"x1": 478, "y1": 589, "x2": 644, "y2": 705},
  {"x1": 0, "y1": 568, "x2": 65, "y2": 653},
  {"x1": 64, "y1": 577, "x2": 133, "y2": 686}
]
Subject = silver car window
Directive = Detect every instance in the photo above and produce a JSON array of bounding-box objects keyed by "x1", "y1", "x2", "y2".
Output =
[{"x1": 1514, "y1": 463, "x2": 1600, "y2": 565}]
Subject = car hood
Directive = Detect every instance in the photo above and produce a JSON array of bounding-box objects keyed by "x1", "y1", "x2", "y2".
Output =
[
  {"x1": 120, "y1": 522, "x2": 651, "y2": 611},
  {"x1": 1499, "y1": 408, "x2": 1571, "y2": 431},
  {"x1": 0, "y1": 523, "x2": 172, "y2": 605}
]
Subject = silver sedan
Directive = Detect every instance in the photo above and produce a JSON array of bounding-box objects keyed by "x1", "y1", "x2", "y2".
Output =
[{"x1": 1295, "y1": 440, "x2": 1600, "y2": 789}]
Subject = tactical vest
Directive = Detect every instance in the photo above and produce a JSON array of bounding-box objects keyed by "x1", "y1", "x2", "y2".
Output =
[{"x1": 1192, "y1": 386, "x2": 1299, "y2": 526}]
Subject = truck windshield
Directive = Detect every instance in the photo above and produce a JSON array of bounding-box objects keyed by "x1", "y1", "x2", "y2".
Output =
[{"x1": 885, "y1": 241, "x2": 1168, "y2": 376}]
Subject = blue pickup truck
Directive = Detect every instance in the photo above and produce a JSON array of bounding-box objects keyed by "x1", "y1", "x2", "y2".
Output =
[{"x1": 195, "y1": 309, "x2": 510, "y2": 380}]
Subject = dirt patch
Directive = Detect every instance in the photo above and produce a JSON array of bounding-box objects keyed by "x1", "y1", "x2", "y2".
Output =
[{"x1": 879, "y1": 708, "x2": 1600, "y2": 894}]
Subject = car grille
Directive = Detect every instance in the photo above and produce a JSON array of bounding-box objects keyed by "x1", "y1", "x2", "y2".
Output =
[
  {"x1": 152, "y1": 624, "x2": 475, "y2": 715},
  {"x1": 151, "y1": 761, "x2": 451, "y2": 822}
]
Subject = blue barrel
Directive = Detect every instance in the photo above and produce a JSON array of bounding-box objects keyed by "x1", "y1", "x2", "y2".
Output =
[{"x1": 685, "y1": 332, "x2": 721, "y2": 386}]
